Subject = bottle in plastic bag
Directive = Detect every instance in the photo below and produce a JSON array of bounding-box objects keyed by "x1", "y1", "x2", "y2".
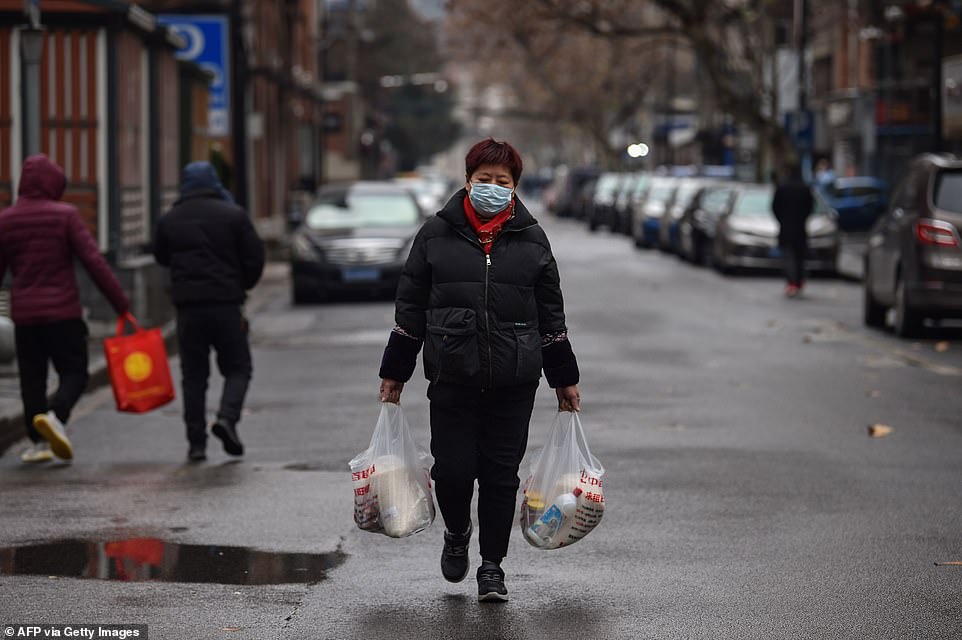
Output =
[{"x1": 524, "y1": 487, "x2": 582, "y2": 547}]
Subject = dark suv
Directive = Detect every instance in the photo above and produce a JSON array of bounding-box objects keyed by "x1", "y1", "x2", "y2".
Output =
[{"x1": 863, "y1": 154, "x2": 962, "y2": 336}]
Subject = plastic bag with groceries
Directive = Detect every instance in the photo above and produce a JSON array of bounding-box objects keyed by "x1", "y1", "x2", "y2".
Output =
[
  {"x1": 349, "y1": 403, "x2": 436, "y2": 538},
  {"x1": 520, "y1": 410, "x2": 605, "y2": 549}
]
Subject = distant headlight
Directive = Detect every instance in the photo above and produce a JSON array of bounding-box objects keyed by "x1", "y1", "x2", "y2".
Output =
[{"x1": 292, "y1": 234, "x2": 321, "y2": 262}]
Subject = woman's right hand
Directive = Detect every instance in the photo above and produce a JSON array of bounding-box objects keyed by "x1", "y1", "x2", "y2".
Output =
[{"x1": 379, "y1": 378, "x2": 404, "y2": 404}]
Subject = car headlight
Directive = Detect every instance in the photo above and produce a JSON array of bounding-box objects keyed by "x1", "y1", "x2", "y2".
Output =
[
  {"x1": 292, "y1": 234, "x2": 321, "y2": 261},
  {"x1": 727, "y1": 231, "x2": 772, "y2": 246}
]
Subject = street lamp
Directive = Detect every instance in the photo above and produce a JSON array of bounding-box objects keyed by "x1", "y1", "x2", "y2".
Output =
[{"x1": 20, "y1": 24, "x2": 44, "y2": 156}]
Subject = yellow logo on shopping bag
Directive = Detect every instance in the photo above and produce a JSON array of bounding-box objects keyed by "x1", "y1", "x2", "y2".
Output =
[{"x1": 123, "y1": 351, "x2": 153, "y2": 383}]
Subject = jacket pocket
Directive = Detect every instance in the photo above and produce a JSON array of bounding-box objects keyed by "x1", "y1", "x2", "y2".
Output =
[
  {"x1": 424, "y1": 307, "x2": 480, "y2": 382},
  {"x1": 503, "y1": 321, "x2": 542, "y2": 382}
]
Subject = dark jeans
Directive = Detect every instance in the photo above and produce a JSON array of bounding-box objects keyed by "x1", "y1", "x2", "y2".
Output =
[
  {"x1": 428, "y1": 381, "x2": 538, "y2": 564},
  {"x1": 782, "y1": 243, "x2": 806, "y2": 286},
  {"x1": 177, "y1": 305, "x2": 252, "y2": 446},
  {"x1": 15, "y1": 319, "x2": 89, "y2": 443}
]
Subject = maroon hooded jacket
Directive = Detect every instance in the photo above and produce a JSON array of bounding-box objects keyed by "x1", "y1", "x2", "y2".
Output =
[{"x1": 0, "y1": 155, "x2": 129, "y2": 325}]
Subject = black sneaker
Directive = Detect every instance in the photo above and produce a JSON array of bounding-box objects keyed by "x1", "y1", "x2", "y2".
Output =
[
  {"x1": 187, "y1": 443, "x2": 206, "y2": 462},
  {"x1": 211, "y1": 420, "x2": 244, "y2": 456},
  {"x1": 477, "y1": 560, "x2": 508, "y2": 602},
  {"x1": 440, "y1": 521, "x2": 472, "y2": 583}
]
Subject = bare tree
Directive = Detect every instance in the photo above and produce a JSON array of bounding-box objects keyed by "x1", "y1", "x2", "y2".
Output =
[
  {"x1": 532, "y1": 0, "x2": 795, "y2": 167},
  {"x1": 446, "y1": 0, "x2": 675, "y2": 166}
]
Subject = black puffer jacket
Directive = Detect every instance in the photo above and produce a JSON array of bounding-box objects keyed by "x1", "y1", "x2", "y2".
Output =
[
  {"x1": 772, "y1": 179, "x2": 814, "y2": 248},
  {"x1": 154, "y1": 180, "x2": 265, "y2": 307},
  {"x1": 380, "y1": 189, "x2": 578, "y2": 389}
]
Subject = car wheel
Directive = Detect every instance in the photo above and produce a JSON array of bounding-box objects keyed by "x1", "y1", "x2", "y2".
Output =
[
  {"x1": 893, "y1": 273, "x2": 922, "y2": 337},
  {"x1": 862, "y1": 265, "x2": 886, "y2": 328}
]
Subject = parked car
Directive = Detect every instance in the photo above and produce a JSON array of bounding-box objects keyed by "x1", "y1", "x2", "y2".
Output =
[
  {"x1": 394, "y1": 172, "x2": 451, "y2": 214},
  {"x1": 712, "y1": 183, "x2": 839, "y2": 274},
  {"x1": 631, "y1": 176, "x2": 677, "y2": 248},
  {"x1": 610, "y1": 172, "x2": 645, "y2": 236},
  {"x1": 289, "y1": 181, "x2": 425, "y2": 303},
  {"x1": 552, "y1": 166, "x2": 599, "y2": 219},
  {"x1": 587, "y1": 172, "x2": 627, "y2": 232},
  {"x1": 863, "y1": 153, "x2": 962, "y2": 336},
  {"x1": 825, "y1": 176, "x2": 888, "y2": 232},
  {"x1": 677, "y1": 183, "x2": 738, "y2": 264},
  {"x1": 658, "y1": 178, "x2": 706, "y2": 253}
]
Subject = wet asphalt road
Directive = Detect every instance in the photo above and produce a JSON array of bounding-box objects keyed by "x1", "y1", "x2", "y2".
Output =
[{"x1": 1, "y1": 205, "x2": 961, "y2": 639}]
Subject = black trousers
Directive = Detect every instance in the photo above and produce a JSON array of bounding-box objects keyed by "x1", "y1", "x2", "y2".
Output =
[
  {"x1": 782, "y1": 243, "x2": 806, "y2": 286},
  {"x1": 15, "y1": 319, "x2": 89, "y2": 443},
  {"x1": 176, "y1": 305, "x2": 252, "y2": 446},
  {"x1": 427, "y1": 381, "x2": 538, "y2": 564}
]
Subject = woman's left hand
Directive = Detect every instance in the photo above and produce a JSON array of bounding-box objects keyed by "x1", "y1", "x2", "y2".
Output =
[{"x1": 556, "y1": 385, "x2": 581, "y2": 412}]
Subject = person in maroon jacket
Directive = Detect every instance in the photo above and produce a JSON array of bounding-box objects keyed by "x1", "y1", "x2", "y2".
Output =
[{"x1": 0, "y1": 154, "x2": 130, "y2": 463}]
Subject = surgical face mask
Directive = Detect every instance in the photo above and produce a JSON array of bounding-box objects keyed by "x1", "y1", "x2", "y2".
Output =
[{"x1": 469, "y1": 182, "x2": 513, "y2": 214}]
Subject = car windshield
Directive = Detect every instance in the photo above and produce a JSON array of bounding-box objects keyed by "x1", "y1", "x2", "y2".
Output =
[
  {"x1": 647, "y1": 184, "x2": 675, "y2": 203},
  {"x1": 595, "y1": 175, "x2": 621, "y2": 196},
  {"x1": 701, "y1": 188, "x2": 732, "y2": 212},
  {"x1": 934, "y1": 170, "x2": 962, "y2": 213},
  {"x1": 673, "y1": 183, "x2": 700, "y2": 206},
  {"x1": 305, "y1": 193, "x2": 419, "y2": 229},
  {"x1": 733, "y1": 189, "x2": 774, "y2": 217}
]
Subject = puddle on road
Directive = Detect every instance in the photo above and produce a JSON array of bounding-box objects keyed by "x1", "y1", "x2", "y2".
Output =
[{"x1": 0, "y1": 538, "x2": 345, "y2": 585}]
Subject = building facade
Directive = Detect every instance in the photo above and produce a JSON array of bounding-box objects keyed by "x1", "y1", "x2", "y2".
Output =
[{"x1": 0, "y1": 0, "x2": 200, "y2": 328}]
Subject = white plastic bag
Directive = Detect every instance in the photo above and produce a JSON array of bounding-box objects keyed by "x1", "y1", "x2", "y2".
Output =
[
  {"x1": 520, "y1": 411, "x2": 605, "y2": 549},
  {"x1": 349, "y1": 403, "x2": 436, "y2": 538}
]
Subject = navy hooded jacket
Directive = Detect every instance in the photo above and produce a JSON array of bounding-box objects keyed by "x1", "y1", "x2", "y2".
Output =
[{"x1": 153, "y1": 162, "x2": 265, "y2": 306}]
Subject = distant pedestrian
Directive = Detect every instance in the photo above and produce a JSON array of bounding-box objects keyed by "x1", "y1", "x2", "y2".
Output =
[
  {"x1": 378, "y1": 138, "x2": 582, "y2": 602},
  {"x1": 772, "y1": 163, "x2": 815, "y2": 297},
  {"x1": 154, "y1": 162, "x2": 265, "y2": 462},
  {"x1": 813, "y1": 158, "x2": 835, "y2": 198},
  {"x1": 0, "y1": 154, "x2": 130, "y2": 464}
]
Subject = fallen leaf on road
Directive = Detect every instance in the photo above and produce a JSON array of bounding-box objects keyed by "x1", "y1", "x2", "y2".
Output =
[
  {"x1": 802, "y1": 335, "x2": 813, "y2": 343},
  {"x1": 935, "y1": 341, "x2": 950, "y2": 353},
  {"x1": 767, "y1": 319, "x2": 779, "y2": 328},
  {"x1": 868, "y1": 424, "x2": 893, "y2": 438},
  {"x1": 866, "y1": 390, "x2": 881, "y2": 398}
]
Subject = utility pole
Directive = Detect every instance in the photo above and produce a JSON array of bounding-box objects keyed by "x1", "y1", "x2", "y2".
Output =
[
  {"x1": 20, "y1": 0, "x2": 44, "y2": 157},
  {"x1": 794, "y1": 0, "x2": 811, "y2": 180},
  {"x1": 932, "y1": 7, "x2": 944, "y2": 153}
]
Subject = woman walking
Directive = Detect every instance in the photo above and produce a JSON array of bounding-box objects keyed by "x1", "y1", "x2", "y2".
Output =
[{"x1": 378, "y1": 138, "x2": 581, "y2": 602}]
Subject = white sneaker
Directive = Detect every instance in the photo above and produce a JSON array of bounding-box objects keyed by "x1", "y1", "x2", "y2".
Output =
[
  {"x1": 20, "y1": 442, "x2": 53, "y2": 463},
  {"x1": 33, "y1": 411, "x2": 73, "y2": 460}
]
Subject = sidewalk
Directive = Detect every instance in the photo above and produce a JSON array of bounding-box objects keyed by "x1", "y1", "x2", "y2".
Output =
[{"x1": 0, "y1": 262, "x2": 288, "y2": 456}]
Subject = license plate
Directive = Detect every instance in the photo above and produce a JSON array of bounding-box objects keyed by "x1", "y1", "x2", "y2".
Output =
[{"x1": 342, "y1": 267, "x2": 380, "y2": 282}]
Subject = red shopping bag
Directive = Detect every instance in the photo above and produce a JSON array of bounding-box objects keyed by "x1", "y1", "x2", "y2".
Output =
[{"x1": 103, "y1": 312, "x2": 175, "y2": 413}]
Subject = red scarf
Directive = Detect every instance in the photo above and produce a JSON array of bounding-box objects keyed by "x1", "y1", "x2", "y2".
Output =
[{"x1": 463, "y1": 195, "x2": 514, "y2": 255}]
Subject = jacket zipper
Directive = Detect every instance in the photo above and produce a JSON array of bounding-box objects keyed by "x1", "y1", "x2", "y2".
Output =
[
  {"x1": 484, "y1": 252, "x2": 492, "y2": 387},
  {"x1": 450, "y1": 221, "x2": 539, "y2": 387}
]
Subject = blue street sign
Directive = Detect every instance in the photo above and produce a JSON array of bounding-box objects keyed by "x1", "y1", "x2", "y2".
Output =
[
  {"x1": 158, "y1": 14, "x2": 231, "y2": 137},
  {"x1": 783, "y1": 109, "x2": 814, "y2": 152}
]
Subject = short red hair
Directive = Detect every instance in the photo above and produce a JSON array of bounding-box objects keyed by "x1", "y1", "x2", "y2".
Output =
[{"x1": 464, "y1": 138, "x2": 523, "y2": 184}]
